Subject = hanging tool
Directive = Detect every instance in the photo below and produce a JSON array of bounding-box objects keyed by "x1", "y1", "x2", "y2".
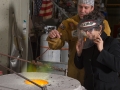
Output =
[
  {"x1": 10, "y1": 13, "x2": 23, "y2": 72},
  {"x1": 51, "y1": 0, "x2": 69, "y2": 18}
]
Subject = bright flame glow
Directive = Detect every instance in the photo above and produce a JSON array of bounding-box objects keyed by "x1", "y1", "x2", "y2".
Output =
[{"x1": 24, "y1": 79, "x2": 48, "y2": 86}]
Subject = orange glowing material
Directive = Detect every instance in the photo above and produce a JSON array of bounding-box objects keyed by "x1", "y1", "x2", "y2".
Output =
[
  {"x1": 24, "y1": 79, "x2": 48, "y2": 86},
  {"x1": 84, "y1": 37, "x2": 86, "y2": 41}
]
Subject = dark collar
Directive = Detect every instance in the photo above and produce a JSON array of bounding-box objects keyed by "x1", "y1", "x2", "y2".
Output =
[{"x1": 101, "y1": 31, "x2": 108, "y2": 41}]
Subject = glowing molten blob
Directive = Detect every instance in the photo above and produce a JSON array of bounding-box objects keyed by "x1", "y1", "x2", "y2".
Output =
[
  {"x1": 84, "y1": 37, "x2": 86, "y2": 41},
  {"x1": 24, "y1": 79, "x2": 48, "y2": 86}
]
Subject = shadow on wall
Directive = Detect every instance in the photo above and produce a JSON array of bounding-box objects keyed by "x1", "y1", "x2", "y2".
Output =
[{"x1": 8, "y1": 4, "x2": 26, "y2": 73}]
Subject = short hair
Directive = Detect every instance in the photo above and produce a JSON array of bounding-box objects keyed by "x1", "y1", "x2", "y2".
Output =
[{"x1": 82, "y1": 10, "x2": 105, "y2": 31}]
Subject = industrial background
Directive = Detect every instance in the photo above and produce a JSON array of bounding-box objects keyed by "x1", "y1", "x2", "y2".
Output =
[
  {"x1": 0, "y1": 0, "x2": 119, "y2": 90},
  {"x1": 0, "y1": 0, "x2": 120, "y2": 79}
]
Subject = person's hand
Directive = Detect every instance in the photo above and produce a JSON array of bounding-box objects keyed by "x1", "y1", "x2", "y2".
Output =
[
  {"x1": 93, "y1": 35, "x2": 103, "y2": 52},
  {"x1": 76, "y1": 39, "x2": 84, "y2": 56},
  {"x1": 48, "y1": 30, "x2": 62, "y2": 39}
]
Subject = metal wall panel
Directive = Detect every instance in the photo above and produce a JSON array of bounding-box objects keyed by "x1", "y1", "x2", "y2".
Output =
[
  {"x1": 9, "y1": 0, "x2": 29, "y2": 72},
  {"x1": 107, "y1": 8, "x2": 120, "y2": 36},
  {"x1": 0, "y1": 0, "x2": 10, "y2": 74},
  {"x1": 0, "y1": 0, "x2": 29, "y2": 74}
]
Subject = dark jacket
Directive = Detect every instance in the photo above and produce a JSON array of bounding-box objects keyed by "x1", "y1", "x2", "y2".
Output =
[{"x1": 74, "y1": 32, "x2": 120, "y2": 90}]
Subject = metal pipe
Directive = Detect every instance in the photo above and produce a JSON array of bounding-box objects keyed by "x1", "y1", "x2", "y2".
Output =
[
  {"x1": 51, "y1": 0, "x2": 69, "y2": 18},
  {"x1": 0, "y1": 52, "x2": 42, "y2": 65},
  {"x1": 0, "y1": 64, "x2": 47, "y2": 90},
  {"x1": 0, "y1": 52, "x2": 65, "y2": 72}
]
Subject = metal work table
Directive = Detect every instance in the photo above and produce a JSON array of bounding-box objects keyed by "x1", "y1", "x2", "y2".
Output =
[{"x1": 0, "y1": 72, "x2": 83, "y2": 90}]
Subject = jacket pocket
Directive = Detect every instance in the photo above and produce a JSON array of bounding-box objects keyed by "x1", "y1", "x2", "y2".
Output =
[{"x1": 98, "y1": 73, "x2": 117, "y2": 83}]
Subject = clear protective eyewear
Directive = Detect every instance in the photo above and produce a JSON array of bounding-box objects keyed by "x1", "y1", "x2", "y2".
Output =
[{"x1": 77, "y1": 28, "x2": 94, "y2": 49}]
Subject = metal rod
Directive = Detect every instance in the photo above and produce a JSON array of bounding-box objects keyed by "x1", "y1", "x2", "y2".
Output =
[
  {"x1": 0, "y1": 64, "x2": 46, "y2": 90},
  {"x1": 40, "y1": 46, "x2": 69, "y2": 50},
  {"x1": 0, "y1": 52, "x2": 43, "y2": 66},
  {"x1": 36, "y1": 47, "x2": 50, "y2": 60},
  {"x1": 0, "y1": 52, "x2": 31, "y2": 63},
  {"x1": 0, "y1": 52, "x2": 65, "y2": 72},
  {"x1": 51, "y1": 0, "x2": 69, "y2": 18}
]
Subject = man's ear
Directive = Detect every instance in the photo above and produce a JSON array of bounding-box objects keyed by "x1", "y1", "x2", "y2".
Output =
[
  {"x1": 91, "y1": 6, "x2": 94, "y2": 11},
  {"x1": 99, "y1": 25, "x2": 102, "y2": 34}
]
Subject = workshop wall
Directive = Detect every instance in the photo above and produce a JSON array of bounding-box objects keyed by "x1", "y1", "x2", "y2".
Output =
[
  {"x1": 107, "y1": 8, "x2": 120, "y2": 37},
  {"x1": 106, "y1": 0, "x2": 120, "y2": 37},
  {"x1": 9, "y1": 0, "x2": 29, "y2": 72},
  {"x1": 0, "y1": 0, "x2": 29, "y2": 74},
  {"x1": 0, "y1": 0, "x2": 9, "y2": 74}
]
